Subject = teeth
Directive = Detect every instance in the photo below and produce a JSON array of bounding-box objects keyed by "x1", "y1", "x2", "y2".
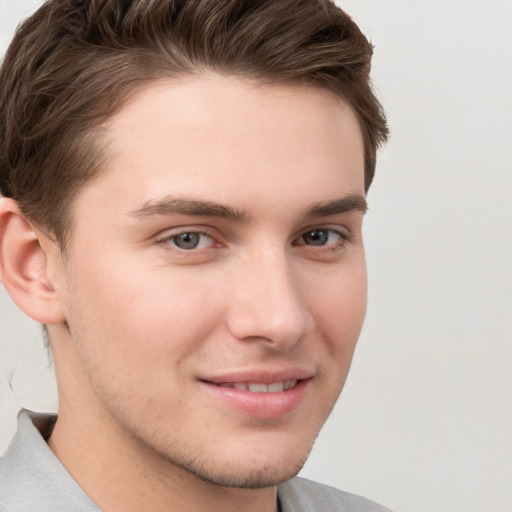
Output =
[
  {"x1": 268, "y1": 382, "x2": 284, "y2": 393},
  {"x1": 217, "y1": 380, "x2": 297, "y2": 393},
  {"x1": 284, "y1": 379, "x2": 297, "y2": 390},
  {"x1": 248, "y1": 383, "x2": 268, "y2": 393}
]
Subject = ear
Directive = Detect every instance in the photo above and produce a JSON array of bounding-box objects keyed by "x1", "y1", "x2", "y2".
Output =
[{"x1": 0, "y1": 197, "x2": 66, "y2": 324}]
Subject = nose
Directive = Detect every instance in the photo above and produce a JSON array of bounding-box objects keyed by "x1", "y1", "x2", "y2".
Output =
[{"x1": 226, "y1": 248, "x2": 313, "y2": 350}]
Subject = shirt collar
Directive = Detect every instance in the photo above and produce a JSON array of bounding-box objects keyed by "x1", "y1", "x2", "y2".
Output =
[{"x1": 0, "y1": 409, "x2": 100, "y2": 511}]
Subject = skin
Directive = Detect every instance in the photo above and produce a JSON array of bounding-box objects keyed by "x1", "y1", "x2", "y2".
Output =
[{"x1": 0, "y1": 75, "x2": 367, "y2": 512}]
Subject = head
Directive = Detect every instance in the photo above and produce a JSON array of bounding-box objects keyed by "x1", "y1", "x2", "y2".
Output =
[
  {"x1": 0, "y1": 0, "x2": 388, "y2": 495},
  {"x1": 0, "y1": 0, "x2": 387, "y2": 247}
]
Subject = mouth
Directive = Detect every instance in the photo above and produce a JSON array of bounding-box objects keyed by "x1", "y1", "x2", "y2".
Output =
[
  {"x1": 216, "y1": 380, "x2": 298, "y2": 393},
  {"x1": 199, "y1": 371, "x2": 311, "y2": 418}
]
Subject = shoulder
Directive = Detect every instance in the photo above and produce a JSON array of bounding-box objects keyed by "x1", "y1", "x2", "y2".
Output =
[
  {"x1": 0, "y1": 411, "x2": 100, "y2": 512},
  {"x1": 277, "y1": 477, "x2": 394, "y2": 512}
]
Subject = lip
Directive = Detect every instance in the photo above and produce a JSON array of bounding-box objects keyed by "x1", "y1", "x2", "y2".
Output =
[
  {"x1": 201, "y1": 367, "x2": 314, "y2": 385},
  {"x1": 199, "y1": 367, "x2": 313, "y2": 419}
]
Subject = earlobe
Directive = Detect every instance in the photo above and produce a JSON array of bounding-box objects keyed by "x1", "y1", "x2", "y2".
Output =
[{"x1": 0, "y1": 197, "x2": 66, "y2": 324}]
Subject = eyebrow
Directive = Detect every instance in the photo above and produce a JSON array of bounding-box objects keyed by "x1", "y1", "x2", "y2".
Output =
[
  {"x1": 305, "y1": 194, "x2": 368, "y2": 217},
  {"x1": 129, "y1": 193, "x2": 367, "y2": 222},
  {"x1": 130, "y1": 196, "x2": 248, "y2": 222}
]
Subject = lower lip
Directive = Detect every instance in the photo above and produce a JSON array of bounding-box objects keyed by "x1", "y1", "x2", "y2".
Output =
[{"x1": 200, "y1": 380, "x2": 309, "y2": 419}]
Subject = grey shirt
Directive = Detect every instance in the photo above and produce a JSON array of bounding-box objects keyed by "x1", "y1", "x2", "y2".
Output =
[{"x1": 0, "y1": 411, "x2": 392, "y2": 512}]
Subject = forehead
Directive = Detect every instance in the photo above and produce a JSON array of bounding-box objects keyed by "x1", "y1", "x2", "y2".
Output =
[
  {"x1": 73, "y1": 75, "x2": 365, "y2": 225},
  {"x1": 106, "y1": 75, "x2": 362, "y2": 148}
]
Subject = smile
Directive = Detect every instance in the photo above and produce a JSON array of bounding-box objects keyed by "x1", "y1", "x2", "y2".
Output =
[
  {"x1": 217, "y1": 380, "x2": 298, "y2": 393},
  {"x1": 201, "y1": 376, "x2": 309, "y2": 419}
]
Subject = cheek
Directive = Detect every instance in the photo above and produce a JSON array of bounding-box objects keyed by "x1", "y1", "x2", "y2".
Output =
[
  {"x1": 65, "y1": 256, "x2": 224, "y2": 367},
  {"x1": 311, "y1": 261, "x2": 367, "y2": 354}
]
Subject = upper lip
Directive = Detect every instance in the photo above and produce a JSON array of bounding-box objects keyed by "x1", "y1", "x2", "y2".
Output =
[{"x1": 200, "y1": 367, "x2": 314, "y2": 385}]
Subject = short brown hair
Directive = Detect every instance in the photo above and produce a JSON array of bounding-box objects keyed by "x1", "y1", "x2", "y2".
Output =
[{"x1": 0, "y1": 0, "x2": 388, "y2": 245}]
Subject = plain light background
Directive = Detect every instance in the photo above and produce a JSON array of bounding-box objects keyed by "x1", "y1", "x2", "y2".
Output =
[{"x1": 1, "y1": 1, "x2": 511, "y2": 511}]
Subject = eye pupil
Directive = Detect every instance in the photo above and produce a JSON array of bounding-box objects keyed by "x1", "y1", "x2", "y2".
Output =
[
  {"x1": 304, "y1": 230, "x2": 328, "y2": 246},
  {"x1": 174, "y1": 233, "x2": 201, "y2": 250}
]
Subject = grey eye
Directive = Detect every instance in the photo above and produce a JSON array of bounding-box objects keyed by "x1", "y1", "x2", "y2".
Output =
[
  {"x1": 172, "y1": 232, "x2": 202, "y2": 250},
  {"x1": 302, "y1": 230, "x2": 329, "y2": 246}
]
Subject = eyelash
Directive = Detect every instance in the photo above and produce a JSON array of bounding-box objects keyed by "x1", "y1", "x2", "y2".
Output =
[
  {"x1": 157, "y1": 227, "x2": 350, "y2": 253},
  {"x1": 157, "y1": 231, "x2": 217, "y2": 252},
  {"x1": 293, "y1": 228, "x2": 350, "y2": 250}
]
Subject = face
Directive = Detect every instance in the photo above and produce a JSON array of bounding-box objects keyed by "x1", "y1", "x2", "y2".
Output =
[{"x1": 53, "y1": 75, "x2": 367, "y2": 488}]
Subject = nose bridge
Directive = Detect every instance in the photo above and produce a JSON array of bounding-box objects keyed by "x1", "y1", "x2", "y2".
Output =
[{"x1": 226, "y1": 243, "x2": 312, "y2": 348}]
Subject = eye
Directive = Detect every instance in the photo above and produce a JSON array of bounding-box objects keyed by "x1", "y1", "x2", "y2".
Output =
[
  {"x1": 296, "y1": 228, "x2": 348, "y2": 247},
  {"x1": 165, "y1": 232, "x2": 214, "y2": 251}
]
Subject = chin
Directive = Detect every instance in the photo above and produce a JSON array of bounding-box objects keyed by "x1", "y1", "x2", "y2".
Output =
[
  {"x1": 187, "y1": 457, "x2": 309, "y2": 489},
  {"x1": 163, "y1": 441, "x2": 313, "y2": 490}
]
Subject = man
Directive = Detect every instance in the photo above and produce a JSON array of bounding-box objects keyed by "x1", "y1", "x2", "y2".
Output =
[{"x1": 0, "y1": 1, "x2": 389, "y2": 510}]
